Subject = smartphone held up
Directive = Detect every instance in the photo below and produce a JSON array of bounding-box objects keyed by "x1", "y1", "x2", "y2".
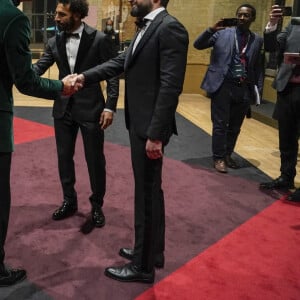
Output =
[{"x1": 221, "y1": 18, "x2": 238, "y2": 27}]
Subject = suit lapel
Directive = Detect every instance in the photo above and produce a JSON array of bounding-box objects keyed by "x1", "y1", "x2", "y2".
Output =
[
  {"x1": 126, "y1": 10, "x2": 167, "y2": 68},
  {"x1": 74, "y1": 24, "x2": 96, "y2": 73},
  {"x1": 56, "y1": 33, "x2": 70, "y2": 73}
]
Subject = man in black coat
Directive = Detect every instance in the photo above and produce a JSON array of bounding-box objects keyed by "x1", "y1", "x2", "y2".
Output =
[
  {"x1": 33, "y1": 0, "x2": 119, "y2": 227},
  {"x1": 260, "y1": 5, "x2": 300, "y2": 202},
  {"x1": 75, "y1": 0, "x2": 188, "y2": 283}
]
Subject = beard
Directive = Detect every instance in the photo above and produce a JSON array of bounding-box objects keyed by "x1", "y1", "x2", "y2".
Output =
[
  {"x1": 130, "y1": 1, "x2": 152, "y2": 18},
  {"x1": 56, "y1": 17, "x2": 75, "y2": 32}
]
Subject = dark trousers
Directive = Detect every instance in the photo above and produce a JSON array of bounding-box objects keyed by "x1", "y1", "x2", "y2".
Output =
[
  {"x1": 0, "y1": 152, "x2": 12, "y2": 265},
  {"x1": 129, "y1": 129, "x2": 165, "y2": 272},
  {"x1": 275, "y1": 83, "x2": 300, "y2": 182},
  {"x1": 54, "y1": 115, "x2": 106, "y2": 206},
  {"x1": 211, "y1": 80, "x2": 250, "y2": 160}
]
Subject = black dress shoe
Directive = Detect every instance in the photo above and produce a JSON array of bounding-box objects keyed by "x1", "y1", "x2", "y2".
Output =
[
  {"x1": 287, "y1": 189, "x2": 300, "y2": 202},
  {"x1": 119, "y1": 247, "x2": 164, "y2": 268},
  {"x1": 259, "y1": 176, "x2": 294, "y2": 190},
  {"x1": 91, "y1": 205, "x2": 105, "y2": 228},
  {"x1": 52, "y1": 200, "x2": 78, "y2": 220},
  {"x1": 105, "y1": 263, "x2": 154, "y2": 283},
  {"x1": 225, "y1": 155, "x2": 239, "y2": 169},
  {"x1": 0, "y1": 268, "x2": 26, "y2": 287}
]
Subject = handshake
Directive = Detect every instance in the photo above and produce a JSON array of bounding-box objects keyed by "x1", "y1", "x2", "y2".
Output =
[{"x1": 61, "y1": 74, "x2": 85, "y2": 96}]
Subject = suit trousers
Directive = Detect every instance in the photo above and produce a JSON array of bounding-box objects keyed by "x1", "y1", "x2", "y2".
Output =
[
  {"x1": 129, "y1": 129, "x2": 165, "y2": 272},
  {"x1": 54, "y1": 113, "x2": 106, "y2": 206},
  {"x1": 0, "y1": 152, "x2": 12, "y2": 264},
  {"x1": 211, "y1": 80, "x2": 250, "y2": 160},
  {"x1": 275, "y1": 83, "x2": 300, "y2": 182}
]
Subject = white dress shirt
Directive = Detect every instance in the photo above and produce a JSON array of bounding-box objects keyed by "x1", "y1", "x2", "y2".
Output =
[
  {"x1": 66, "y1": 23, "x2": 84, "y2": 73},
  {"x1": 132, "y1": 7, "x2": 165, "y2": 53}
]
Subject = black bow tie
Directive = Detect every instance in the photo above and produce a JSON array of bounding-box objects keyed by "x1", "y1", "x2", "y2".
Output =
[
  {"x1": 135, "y1": 18, "x2": 149, "y2": 29},
  {"x1": 65, "y1": 32, "x2": 80, "y2": 39}
]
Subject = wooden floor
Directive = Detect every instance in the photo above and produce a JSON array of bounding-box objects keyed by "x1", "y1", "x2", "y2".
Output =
[{"x1": 13, "y1": 62, "x2": 300, "y2": 186}]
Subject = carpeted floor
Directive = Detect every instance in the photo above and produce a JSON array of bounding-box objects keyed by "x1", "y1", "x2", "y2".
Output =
[{"x1": 0, "y1": 108, "x2": 298, "y2": 300}]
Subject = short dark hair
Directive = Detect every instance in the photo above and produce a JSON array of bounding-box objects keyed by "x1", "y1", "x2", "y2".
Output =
[
  {"x1": 57, "y1": 0, "x2": 89, "y2": 19},
  {"x1": 236, "y1": 3, "x2": 256, "y2": 19},
  {"x1": 160, "y1": 0, "x2": 169, "y2": 8}
]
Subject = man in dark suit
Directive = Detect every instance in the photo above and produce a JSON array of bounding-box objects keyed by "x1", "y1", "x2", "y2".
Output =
[
  {"x1": 75, "y1": 0, "x2": 188, "y2": 283},
  {"x1": 33, "y1": 0, "x2": 119, "y2": 227},
  {"x1": 194, "y1": 4, "x2": 263, "y2": 173},
  {"x1": 0, "y1": 0, "x2": 79, "y2": 287},
  {"x1": 260, "y1": 5, "x2": 300, "y2": 202}
]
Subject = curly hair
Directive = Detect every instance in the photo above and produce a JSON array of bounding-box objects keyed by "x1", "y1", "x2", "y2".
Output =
[{"x1": 58, "y1": 0, "x2": 89, "y2": 19}]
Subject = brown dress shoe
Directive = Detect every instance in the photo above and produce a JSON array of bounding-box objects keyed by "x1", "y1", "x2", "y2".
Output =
[{"x1": 214, "y1": 159, "x2": 227, "y2": 173}]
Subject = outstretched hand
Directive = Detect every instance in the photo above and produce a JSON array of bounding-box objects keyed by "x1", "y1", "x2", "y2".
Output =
[{"x1": 61, "y1": 74, "x2": 83, "y2": 96}]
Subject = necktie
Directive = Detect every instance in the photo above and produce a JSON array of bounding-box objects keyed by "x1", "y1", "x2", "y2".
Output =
[{"x1": 65, "y1": 32, "x2": 80, "y2": 39}]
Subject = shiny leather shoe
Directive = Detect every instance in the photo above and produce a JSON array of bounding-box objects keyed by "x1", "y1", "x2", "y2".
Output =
[
  {"x1": 0, "y1": 268, "x2": 26, "y2": 287},
  {"x1": 225, "y1": 155, "x2": 240, "y2": 169},
  {"x1": 104, "y1": 263, "x2": 154, "y2": 283},
  {"x1": 52, "y1": 200, "x2": 78, "y2": 220},
  {"x1": 259, "y1": 176, "x2": 294, "y2": 190},
  {"x1": 91, "y1": 205, "x2": 105, "y2": 228},
  {"x1": 119, "y1": 247, "x2": 164, "y2": 268},
  {"x1": 214, "y1": 159, "x2": 227, "y2": 173},
  {"x1": 287, "y1": 189, "x2": 300, "y2": 202}
]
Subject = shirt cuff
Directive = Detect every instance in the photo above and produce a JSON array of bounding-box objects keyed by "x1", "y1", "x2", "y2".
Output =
[
  {"x1": 265, "y1": 22, "x2": 278, "y2": 33},
  {"x1": 103, "y1": 108, "x2": 114, "y2": 113}
]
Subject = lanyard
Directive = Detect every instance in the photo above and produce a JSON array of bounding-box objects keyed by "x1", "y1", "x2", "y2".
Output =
[{"x1": 234, "y1": 30, "x2": 250, "y2": 56}]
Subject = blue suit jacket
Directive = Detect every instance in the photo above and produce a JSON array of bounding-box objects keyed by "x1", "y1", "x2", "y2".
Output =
[{"x1": 194, "y1": 27, "x2": 263, "y2": 98}]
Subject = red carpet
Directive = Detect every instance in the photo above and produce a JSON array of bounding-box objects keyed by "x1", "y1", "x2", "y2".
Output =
[
  {"x1": 137, "y1": 198, "x2": 300, "y2": 300},
  {"x1": 3, "y1": 116, "x2": 298, "y2": 300},
  {"x1": 14, "y1": 117, "x2": 54, "y2": 144}
]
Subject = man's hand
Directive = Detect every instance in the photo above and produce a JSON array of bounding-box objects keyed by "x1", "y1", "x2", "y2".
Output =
[
  {"x1": 61, "y1": 74, "x2": 83, "y2": 96},
  {"x1": 71, "y1": 74, "x2": 85, "y2": 87},
  {"x1": 146, "y1": 139, "x2": 163, "y2": 160},
  {"x1": 269, "y1": 5, "x2": 283, "y2": 26},
  {"x1": 100, "y1": 111, "x2": 113, "y2": 130},
  {"x1": 209, "y1": 19, "x2": 226, "y2": 33}
]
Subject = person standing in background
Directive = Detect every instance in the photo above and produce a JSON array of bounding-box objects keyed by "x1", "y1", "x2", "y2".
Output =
[
  {"x1": 194, "y1": 4, "x2": 263, "y2": 173},
  {"x1": 104, "y1": 19, "x2": 120, "y2": 57},
  {"x1": 0, "y1": 0, "x2": 79, "y2": 287},
  {"x1": 74, "y1": 0, "x2": 188, "y2": 283},
  {"x1": 33, "y1": 0, "x2": 119, "y2": 228},
  {"x1": 260, "y1": 5, "x2": 300, "y2": 202}
]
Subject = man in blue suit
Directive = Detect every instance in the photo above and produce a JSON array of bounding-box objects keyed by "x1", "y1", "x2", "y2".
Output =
[{"x1": 194, "y1": 4, "x2": 263, "y2": 173}]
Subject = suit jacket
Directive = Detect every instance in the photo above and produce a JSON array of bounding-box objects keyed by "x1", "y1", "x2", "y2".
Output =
[
  {"x1": 82, "y1": 10, "x2": 189, "y2": 144},
  {"x1": 0, "y1": 0, "x2": 63, "y2": 152},
  {"x1": 264, "y1": 23, "x2": 300, "y2": 92},
  {"x1": 194, "y1": 27, "x2": 263, "y2": 97},
  {"x1": 33, "y1": 23, "x2": 119, "y2": 122}
]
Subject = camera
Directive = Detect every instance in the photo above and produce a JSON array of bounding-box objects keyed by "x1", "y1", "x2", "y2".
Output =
[{"x1": 221, "y1": 18, "x2": 238, "y2": 27}]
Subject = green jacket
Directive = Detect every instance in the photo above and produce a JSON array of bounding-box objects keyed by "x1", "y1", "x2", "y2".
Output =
[{"x1": 0, "y1": 0, "x2": 63, "y2": 152}]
